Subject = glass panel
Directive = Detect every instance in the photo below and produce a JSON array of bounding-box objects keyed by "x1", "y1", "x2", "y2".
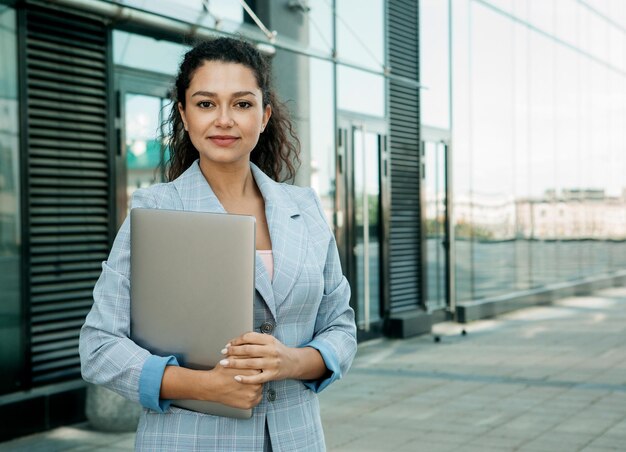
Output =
[
  {"x1": 336, "y1": 0, "x2": 384, "y2": 71},
  {"x1": 468, "y1": 3, "x2": 517, "y2": 299},
  {"x1": 125, "y1": 94, "x2": 168, "y2": 213},
  {"x1": 528, "y1": 0, "x2": 555, "y2": 35},
  {"x1": 354, "y1": 129, "x2": 381, "y2": 329},
  {"x1": 528, "y1": 30, "x2": 558, "y2": 288},
  {"x1": 307, "y1": 1, "x2": 334, "y2": 55},
  {"x1": 453, "y1": 0, "x2": 626, "y2": 305},
  {"x1": 420, "y1": 0, "x2": 450, "y2": 129},
  {"x1": 553, "y1": 26, "x2": 579, "y2": 282},
  {"x1": 308, "y1": 58, "x2": 335, "y2": 224},
  {"x1": 337, "y1": 66, "x2": 385, "y2": 117},
  {"x1": 115, "y1": 0, "x2": 244, "y2": 31},
  {"x1": 272, "y1": 50, "x2": 335, "y2": 223},
  {"x1": 113, "y1": 31, "x2": 189, "y2": 75},
  {"x1": 424, "y1": 142, "x2": 447, "y2": 310},
  {"x1": 0, "y1": 6, "x2": 22, "y2": 393},
  {"x1": 608, "y1": 66, "x2": 626, "y2": 271},
  {"x1": 451, "y1": 0, "x2": 473, "y2": 303}
]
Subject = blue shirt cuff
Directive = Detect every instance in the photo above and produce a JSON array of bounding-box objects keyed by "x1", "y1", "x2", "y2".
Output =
[
  {"x1": 139, "y1": 355, "x2": 179, "y2": 412},
  {"x1": 301, "y1": 340, "x2": 341, "y2": 393}
]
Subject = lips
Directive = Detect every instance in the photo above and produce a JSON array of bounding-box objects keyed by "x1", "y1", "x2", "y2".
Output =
[{"x1": 209, "y1": 135, "x2": 239, "y2": 147}]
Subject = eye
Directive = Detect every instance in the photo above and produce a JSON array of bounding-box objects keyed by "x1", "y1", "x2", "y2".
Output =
[
  {"x1": 197, "y1": 100, "x2": 214, "y2": 109},
  {"x1": 235, "y1": 101, "x2": 253, "y2": 109}
]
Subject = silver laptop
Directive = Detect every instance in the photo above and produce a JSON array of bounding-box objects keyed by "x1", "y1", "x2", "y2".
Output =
[{"x1": 130, "y1": 208, "x2": 255, "y2": 419}]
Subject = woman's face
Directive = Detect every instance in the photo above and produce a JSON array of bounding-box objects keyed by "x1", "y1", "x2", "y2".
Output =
[{"x1": 178, "y1": 60, "x2": 271, "y2": 169}]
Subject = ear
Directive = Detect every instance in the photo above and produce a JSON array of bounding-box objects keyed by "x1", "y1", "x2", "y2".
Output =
[
  {"x1": 178, "y1": 102, "x2": 188, "y2": 131},
  {"x1": 261, "y1": 104, "x2": 272, "y2": 132}
]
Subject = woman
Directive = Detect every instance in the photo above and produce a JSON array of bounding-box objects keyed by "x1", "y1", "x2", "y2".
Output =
[{"x1": 79, "y1": 37, "x2": 357, "y2": 451}]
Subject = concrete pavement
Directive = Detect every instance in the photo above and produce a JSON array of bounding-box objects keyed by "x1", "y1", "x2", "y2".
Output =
[{"x1": 2, "y1": 286, "x2": 625, "y2": 451}]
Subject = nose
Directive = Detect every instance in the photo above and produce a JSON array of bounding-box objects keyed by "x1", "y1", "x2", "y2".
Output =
[{"x1": 215, "y1": 107, "x2": 234, "y2": 128}]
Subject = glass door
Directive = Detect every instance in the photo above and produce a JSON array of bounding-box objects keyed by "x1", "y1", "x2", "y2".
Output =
[
  {"x1": 123, "y1": 94, "x2": 168, "y2": 206},
  {"x1": 354, "y1": 127, "x2": 382, "y2": 331},
  {"x1": 115, "y1": 69, "x2": 172, "y2": 226},
  {"x1": 336, "y1": 118, "x2": 388, "y2": 338},
  {"x1": 423, "y1": 139, "x2": 451, "y2": 312}
]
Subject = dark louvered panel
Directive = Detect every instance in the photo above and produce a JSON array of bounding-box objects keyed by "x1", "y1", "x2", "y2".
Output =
[
  {"x1": 388, "y1": 0, "x2": 422, "y2": 312},
  {"x1": 25, "y1": 7, "x2": 109, "y2": 385}
]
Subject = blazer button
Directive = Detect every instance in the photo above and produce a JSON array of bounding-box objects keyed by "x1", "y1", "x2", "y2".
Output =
[
  {"x1": 267, "y1": 389, "x2": 277, "y2": 402},
  {"x1": 260, "y1": 321, "x2": 274, "y2": 334}
]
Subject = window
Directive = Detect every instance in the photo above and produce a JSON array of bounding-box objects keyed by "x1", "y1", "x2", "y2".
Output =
[{"x1": 0, "y1": 6, "x2": 23, "y2": 394}]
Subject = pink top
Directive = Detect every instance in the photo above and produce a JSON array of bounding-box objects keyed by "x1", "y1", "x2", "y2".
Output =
[{"x1": 257, "y1": 250, "x2": 274, "y2": 281}]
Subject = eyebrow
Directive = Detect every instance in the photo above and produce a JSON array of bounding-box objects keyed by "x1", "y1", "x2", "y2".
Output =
[{"x1": 191, "y1": 90, "x2": 257, "y2": 98}]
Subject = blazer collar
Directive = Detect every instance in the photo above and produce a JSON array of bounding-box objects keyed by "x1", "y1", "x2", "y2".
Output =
[
  {"x1": 172, "y1": 160, "x2": 307, "y2": 319},
  {"x1": 171, "y1": 160, "x2": 226, "y2": 214}
]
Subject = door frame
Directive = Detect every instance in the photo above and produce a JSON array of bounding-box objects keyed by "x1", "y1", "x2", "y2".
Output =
[
  {"x1": 113, "y1": 66, "x2": 173, "y2": 227},
  {"x1": 336, "y1": 112, "x2": 390, "y2": 340},
  {"x1": 421, "y1": 125, "x2": 455, "y2": 317}
]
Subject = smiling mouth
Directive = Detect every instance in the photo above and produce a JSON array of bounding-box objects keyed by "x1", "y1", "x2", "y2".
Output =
[{"x1": 209, "y1": 136, "x2": 239, "y2": 147}]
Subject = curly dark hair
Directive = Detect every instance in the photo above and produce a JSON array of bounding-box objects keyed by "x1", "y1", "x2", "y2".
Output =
[{"x1": 163, "y1": 37, "x2": 300, "y2": 182}]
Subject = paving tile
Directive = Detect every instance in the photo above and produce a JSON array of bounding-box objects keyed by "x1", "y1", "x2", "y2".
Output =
[
  {"x1": 603, "y1": 420, "x2": 626, "y2": 436},
  {"x1": 579, "y1": 448, "x2": 623, "y2": 452},
  {"x1": 394, "y1": 440, "x2": 459, "y2": 452},
  {"x1": 584, "y1": 433, "x2": 626, "y2": 450},
  {"x1": 468, "y1": 432, "x2": 530, "y2": 448},
  {"x1": 332, "y1": 427, "x2": 421, "y2": 452},
  {"x1": 522, "y1": 431, "x2": 597, "y2": 450},
  {"x1": 553, "y1": 419, "x2": 618, "y2": 436}
]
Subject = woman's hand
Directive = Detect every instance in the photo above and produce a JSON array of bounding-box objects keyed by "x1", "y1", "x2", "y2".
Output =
[
  {"x1": 201, "y1": 364, "x2": 263, "y2": 409},
  {"x1": 220, "y1": 332, "x2": 298, "y2": 384},
  {"x1": 160, "y1": 364, "x2": 263, "y2": 410},
  {"x1": 220, "y1": 332, "x2": 328, "y2": 384}
]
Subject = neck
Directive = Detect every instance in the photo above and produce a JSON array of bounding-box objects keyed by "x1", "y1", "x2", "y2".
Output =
[{"x1": 198, "y1": 159, "x2": 255, "y2": 201}]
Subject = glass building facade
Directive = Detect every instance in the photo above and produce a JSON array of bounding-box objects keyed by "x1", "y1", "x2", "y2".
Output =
[{"x1": 421, "y1": 0, "x2": 626, "y2": 316}]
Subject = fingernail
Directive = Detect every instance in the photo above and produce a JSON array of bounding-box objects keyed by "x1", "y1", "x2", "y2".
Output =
[
  {"x1": 234, "y1": 375, "x2": 242, "y2": 382},
  {"x1": 219, "y1": 359, "x2": 229, "y2": 366},
  {"x1": 225, "y1": 343, "x2": 231, "y2": 348},
  {"x1": 220, "y1": 348, "x2": 228, "y2": 355}
]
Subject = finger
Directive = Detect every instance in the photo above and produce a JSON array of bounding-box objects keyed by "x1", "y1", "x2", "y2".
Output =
[
  {"x1": 228, "y1": 332, "x2": 268, "y2": 347},
  {"x1": 234, "y1": 373, "x2": 270, "y2": 385},
  {"x1": 220, "y1": 357, "x2": 265, "y2": 370},
  {"x1": 226, "y1": 344, "x2": 266, "y2": 357}
]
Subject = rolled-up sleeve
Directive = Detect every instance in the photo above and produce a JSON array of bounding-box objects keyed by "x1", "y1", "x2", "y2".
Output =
[
  {"x1": 302, "y1": 189, "x2": 357, "y2": 393},
  {"x1": 79, "y1": 188, "x2": 179, "y2": 411},
  {"x1": 139, "y1": 355, "x2": 179, "y2": 412}
]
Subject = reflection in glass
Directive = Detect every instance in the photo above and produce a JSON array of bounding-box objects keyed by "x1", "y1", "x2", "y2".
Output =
[
  {"x1": 337, "y1": 66, "x2": 385, "y2": 117},
  {"x1": 420, "y1": 0, "x2": 450, "y2": 129},
  {"x1": 125, "y1": 94, "x2": 168, "y2": 213},
  {"x1": 450, "y1": 0, "x2": 626, "y2": 304},
  {"x1": 116, "y1": 0, "x2": 244, "y2": 32},
  {"x1": 308, "y1": 58, "x2": 335, "y2": 224},
  {"x1": 307, "y1": 1, "x2": 334, "y2": 54},
  {"x1": 272, "y1": 49, "x2": 335, "y2": 224},
  {"x1": 113, "y1": 31, "x2": 188, "y2": 75},
  {"x1": 336, "y1": 0, "x2": 384, "y2": 71},
  {"x1": 354, "y1": 129, "x2": 381, "y2": 329},
  {"x1": 424, "y1": 142, "x2": 447, "y2": 311},
  {"x1": 0, "y1": 6, "x2": 22, "y2": 393}
]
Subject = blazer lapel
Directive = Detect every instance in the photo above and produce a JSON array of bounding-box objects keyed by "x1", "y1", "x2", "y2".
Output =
[
  {"x1": 172, "y1": 161, "x2": 226, "y2": 214},
  {"x1": 251, "y1": 164, "x2": 307, "y2": 310},
  {"x1": 254, "y1": 253, "x2": 276, "y2": 318}
]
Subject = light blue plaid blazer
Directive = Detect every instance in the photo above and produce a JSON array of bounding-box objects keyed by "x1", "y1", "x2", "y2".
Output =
[{"x1": 79, "y1": 161, "x2": 357, "y2": 451}]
